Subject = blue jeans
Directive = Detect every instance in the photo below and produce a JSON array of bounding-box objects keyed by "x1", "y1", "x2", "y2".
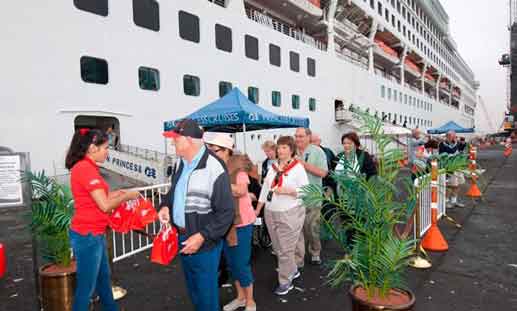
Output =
[
  {"x1": 179, "y1": 235, "x2": 222, "y2": 311},
  {"x1": 223, "y1": 224, "x2": 254, "y2": 287},
  {"x1": 69, "y1": 230, "x2": 118, "y2": 311}
]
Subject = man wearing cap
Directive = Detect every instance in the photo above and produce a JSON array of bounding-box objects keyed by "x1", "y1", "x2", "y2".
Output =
[
  {"x1": 439, "y1": 130, "x2": 465, "y2": 208},
  {"x1": 158, "y1": 119, "x2": 234, "y2": 311}
]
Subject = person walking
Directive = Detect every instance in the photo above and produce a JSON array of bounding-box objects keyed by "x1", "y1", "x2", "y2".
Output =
[
  {"x1": 260, "y1": 141, "x2": 276, "y2": 183},
  {"x1": 66, "y1": 128, "x2": 140, "y2": 311},
  {"x1": 439, "y1": 130, "x2": 465, "y2": 208},
  {"x1": 294, "y1": 128, "x2": 328, "y2": 266},
  {"x1": 255, "y1": 136, "x2": 309, "y2": 295},
  {"x1": 204, "y1": 133, "x2": 257, "y2": 311},
  {"x1": 158, "y1": 119, "x2": 234, "y2": 311}
]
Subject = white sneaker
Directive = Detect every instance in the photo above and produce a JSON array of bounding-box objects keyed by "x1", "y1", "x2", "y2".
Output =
[{"x1": 223, "y1": 299, "x2": 246, "y2": 311}]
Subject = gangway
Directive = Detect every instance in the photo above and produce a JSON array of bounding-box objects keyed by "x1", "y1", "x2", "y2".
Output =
[{"x1": 101, "y1": 144, "x2": 175, "y2": 185}]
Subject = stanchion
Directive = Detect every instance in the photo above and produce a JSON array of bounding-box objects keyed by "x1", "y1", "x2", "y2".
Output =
[
  {"x1": 466, "y1": 146, "x2": 482, "y2": 198},
  {"x1": 0, "y1": 243, "x2": 5, "y2": 279},
  {"x1": 409, "y1": 180, "x2": 432, "y2": 269},
  {"x1": 421, "y1": 160, "x2": 449, "y2": 252}
]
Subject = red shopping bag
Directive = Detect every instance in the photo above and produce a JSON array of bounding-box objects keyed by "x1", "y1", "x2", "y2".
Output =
[
  {"x1": 151, "y1": 225, "x2": 179, "y2": 265},
  {"x1": 110, "y1": 195, "x2": 157, "y2": 233},
  {"x1": 503, "y1": 147, "x2": 512, "y2": 158},
  {"x1": 109, "y1": 201, "x2": 136, "y2": 233},
  {"x1": 131, "y1": 198, "x2": 158, "y2": 230}
]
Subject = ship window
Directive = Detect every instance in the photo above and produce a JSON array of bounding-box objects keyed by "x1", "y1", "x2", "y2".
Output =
[
  {"x1": 307, "y1": 58, "x2": 316, "y2": 77},
  {"x1": 269, "y1": 44, "x2": 281, "y2": 67},
  {"x1": 133, "y1": 0, "x2": 160, "y2": 31},
  {"x1": 272, "y1": 91, "x2": 281, "y2": 107},
  {"x1": 370, "y1": 0, "x2": 374, "y2": 9},
  {"x1": 215, "y1": 24, "x2": 232, "y2": 52},
  {"x1": 80, "y1": 56, "x2": 108, "y2": 84},
  {"x1": 381, "y1": 85, "x2": 386, "y2": 98},
  {"x1": 183, "y1": 75, "x2": 200, "y2": 96},
  {"x1": 290, "y1": 51, "x2": 300, "y2": 72},
  {"x1": 393, "y1": 90, "x2": 397, "y2": 101},
  {"x1": 387, "y1": 88, "x2": 392, "y2": 100},
  {"x1": 179, "y1": 11, "x2": 200, "y2": 43},
  {"x1": 138, "y1": 66, "x2": 160, "y2": 91},
  {"x1": 74, "y1": 0, "x2": 108, "y2": 16},
  {"x1": 248, "y1": 86, "x2": 259, "y2": 104},
  {"x1": 309, "y1": 98, "x2": 316, "y2": 111},
  {"x1": 219, "y1": 81, "x2": 233, "y2": 97},
  {"x1": 404, "y1": 94, "x2": 408, "y2": 104},
  {"x1": 292, "y1": 95, "x2": 300, "y2": 110},
  {"x1": 245, "y1": 35, "x2": 259, "y2": 60}
]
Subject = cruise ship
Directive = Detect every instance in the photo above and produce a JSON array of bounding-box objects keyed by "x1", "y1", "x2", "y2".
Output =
[{"x1": 1, "y1": 0, "x2": 479, "y2": 175}]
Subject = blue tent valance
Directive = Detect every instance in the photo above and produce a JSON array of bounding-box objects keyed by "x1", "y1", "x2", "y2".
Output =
[
  {"x1": 427, "y1": 121, "x2": 474, "y2": 134},
  {"x1": 164, "y1": 88, "x2": 309, "y2": 132}
]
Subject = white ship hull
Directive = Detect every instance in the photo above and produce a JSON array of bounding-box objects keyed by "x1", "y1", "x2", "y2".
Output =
[{"x1": 0, "y1": 1, "x2": 476, "y2": 173}]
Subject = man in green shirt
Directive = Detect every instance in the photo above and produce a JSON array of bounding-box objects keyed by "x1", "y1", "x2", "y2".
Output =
[{"x1": 294, "y1": 128, "x2": 328, "y2": 266}]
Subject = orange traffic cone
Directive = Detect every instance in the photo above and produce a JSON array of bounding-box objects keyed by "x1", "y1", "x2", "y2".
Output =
[
  {"x1": 466, "y1": 146, "x2": 482, "y2": 198},
  {"x1": 421, "y1": 160, "x2": 449, "y2": 252}
]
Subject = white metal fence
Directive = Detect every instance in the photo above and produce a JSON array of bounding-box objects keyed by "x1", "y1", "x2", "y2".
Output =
[
  {"x1": 111, "y1": 183, "x2": 171, "y2": 263},
  {"x1": 414, "y1": 173, "x2": 447, "y2": 238}
]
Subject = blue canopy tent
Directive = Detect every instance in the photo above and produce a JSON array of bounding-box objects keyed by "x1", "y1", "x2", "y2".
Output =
[
  {"x1": 427, "y1": 121, "x2": 474, "y2": 134},
  {"x1": 164, "y1": 88, "x2": 310, "y2": 151}
]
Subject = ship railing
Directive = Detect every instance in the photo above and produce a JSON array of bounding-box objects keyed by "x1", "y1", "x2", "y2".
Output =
[
  {"x1": 336, "y1": 48, "x2": 368, "y2": 70},
  {"x1": 117, "y1": 144, "x2": 166, "y2": 162},
  {"x1": 335, "y1": 109, "x2": 354, "y2": 122},
  {"x1": 207, "y1": 0, "x2": 226, "y2": 8},
  {"x1": 246, "y1": 8, "x2": 327, "y2": 51}
]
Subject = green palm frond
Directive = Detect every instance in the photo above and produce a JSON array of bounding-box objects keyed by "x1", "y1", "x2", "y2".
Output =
[{"x1": 25, "y1": 171, "x2": 74, "y2": 267}]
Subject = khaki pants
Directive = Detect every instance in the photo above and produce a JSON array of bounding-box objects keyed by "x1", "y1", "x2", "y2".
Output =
[
  {"x1": 264, "y1": 207, "x2": 306, "y2": 285},
  {"x1": 298, "y1": 205, "x2": 322, "y2": 263}
]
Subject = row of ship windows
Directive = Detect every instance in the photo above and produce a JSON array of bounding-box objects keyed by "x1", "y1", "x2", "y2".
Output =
[
  {"x1": 74, "y1": 2, "x2": 317, "y2": 77},
  {"x1": 380, "y1": 85, "x2": 433, "y2": 112},
  {"x1": 80, "y1": 56, "x2": 317, "y2": 111},
  {"x1": 366, "y1": 0, "x2": 458, "y2": 82}
]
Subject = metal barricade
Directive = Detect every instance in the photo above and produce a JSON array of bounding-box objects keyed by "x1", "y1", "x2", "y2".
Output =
[
  {"x1": 414, "y1": 172, "x2": 447, "y2": 238},
  {"x1": 111, "y1": 183, "x2": 171, "y2": 263}
]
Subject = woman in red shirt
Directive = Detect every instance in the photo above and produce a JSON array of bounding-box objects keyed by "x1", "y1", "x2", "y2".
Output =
[{"x1": 65, "y1": 128, "x2": 139, "y2": 311}]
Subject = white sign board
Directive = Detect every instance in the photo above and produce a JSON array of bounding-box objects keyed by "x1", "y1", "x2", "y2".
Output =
[
  {"x1": 0, "y1": 155, "x2": 23, "y2": 207},
  {"x1": 101, "y1": 149, "x2": 168, "y2": 185}
]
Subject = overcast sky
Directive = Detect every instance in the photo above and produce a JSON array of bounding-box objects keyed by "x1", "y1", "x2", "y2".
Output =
[{"x1": 440, "y1": 0, "x2": 508, "y2": 133}]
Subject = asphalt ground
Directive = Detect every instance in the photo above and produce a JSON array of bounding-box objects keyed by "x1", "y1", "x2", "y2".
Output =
[{"x1": 1, "y1": 145, "x2": 516, "y2": 310}]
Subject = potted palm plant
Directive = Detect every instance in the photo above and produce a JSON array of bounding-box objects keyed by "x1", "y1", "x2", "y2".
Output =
[
  {"x1": 302, "y1": 112, "x2": 467, "y2": 310},
  {"x1": 26, "y1": 171, "x2": 75, "y2": 311}
]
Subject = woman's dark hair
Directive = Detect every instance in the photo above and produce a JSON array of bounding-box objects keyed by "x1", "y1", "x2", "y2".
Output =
[
  {"x1": 276, "y1": 136, "x2": 297, "y2": 158},
  {"x1": 341, "y1": 132, "x2": 361, "y2": 148},
  {"x1": 65, "y1": 128, "x2": 109, "y2": 170}
]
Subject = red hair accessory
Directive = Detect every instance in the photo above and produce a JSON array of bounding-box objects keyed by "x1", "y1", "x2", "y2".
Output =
[{"x1": 79, "y1": 128, "x2": 90, "y2": 136}]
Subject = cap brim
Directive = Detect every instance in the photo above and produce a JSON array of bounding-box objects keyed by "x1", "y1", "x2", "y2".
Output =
[{"x1": 162, "y1": 131, "x2": 180, "y2": 138}]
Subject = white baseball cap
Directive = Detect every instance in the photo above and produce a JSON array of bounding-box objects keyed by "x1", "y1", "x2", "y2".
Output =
[{"x1": 203, "y1": 132, "x2": 234, "y2": 150}]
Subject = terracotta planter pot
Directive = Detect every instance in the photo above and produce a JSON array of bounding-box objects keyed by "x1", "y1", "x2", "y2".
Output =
[
  {"x1": 349, "y1": 284, "x2": 416, "y2": 311},
  {"x1": 39, "y1": 263, "x2": 76, "y2": 311}
]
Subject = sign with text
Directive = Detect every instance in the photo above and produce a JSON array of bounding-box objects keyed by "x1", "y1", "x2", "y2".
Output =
[
  {"x1": 101, "y1": 149, "x2": 168, "y2": 185},
  {"x1": 0, "y1": 155, "x2": 23, "y2": 207}
]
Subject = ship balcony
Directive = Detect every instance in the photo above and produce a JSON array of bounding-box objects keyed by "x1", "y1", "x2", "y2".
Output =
[
  {"x1": 452, "y1": 91, "x2": 461, "y2": 99},
  {"x1": 439, "y1": 85, "x2": 450, "y2": 95},
  {"x1": 246, "y1": 8, "x2": 326, "y2": 50},
  {"x1": 252, "y1": 0, "x2": 323, "y2": 19},
  {"x1": 334, "y1": 19, "x2": 371, "y2": 49},
  {"x1": 335, "y1": 109, "x2": 354, "y2": 123}
]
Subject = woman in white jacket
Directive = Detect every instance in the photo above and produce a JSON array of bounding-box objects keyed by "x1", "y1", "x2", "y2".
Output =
[{"x1": 255, "y1": 136, "x2": 309, "y2": 296}]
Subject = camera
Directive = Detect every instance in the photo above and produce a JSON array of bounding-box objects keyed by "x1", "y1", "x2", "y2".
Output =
[{"x1": 266, "y1": 190, "x2": 274, "y2": 202}]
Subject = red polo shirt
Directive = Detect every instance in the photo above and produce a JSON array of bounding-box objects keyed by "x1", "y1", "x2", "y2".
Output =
[{"x1": 70, "y1": 156, "x2": 110, "y2": 235}]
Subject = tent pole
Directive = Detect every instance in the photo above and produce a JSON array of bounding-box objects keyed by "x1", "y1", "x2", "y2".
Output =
[{"x1": 243, "y1": 123, "x2": 247, "y2": 153}]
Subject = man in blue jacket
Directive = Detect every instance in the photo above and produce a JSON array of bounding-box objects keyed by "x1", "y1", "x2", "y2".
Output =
[{"x1": 158, "y1": 119, "x2": 234, "y2": 311}]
